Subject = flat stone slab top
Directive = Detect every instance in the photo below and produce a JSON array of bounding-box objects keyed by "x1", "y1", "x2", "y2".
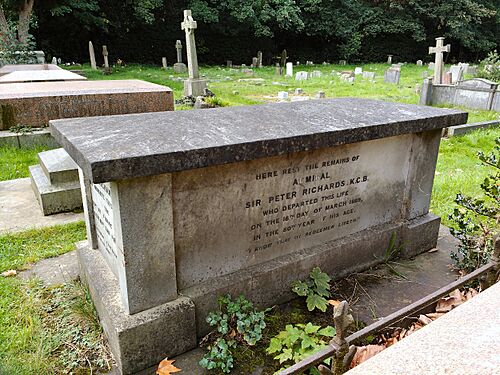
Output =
[
  {"x1": 347, "y1": 281, "x2": 500, "y2": 375},
  {"x1": 0, "y1": 63, "x2": 63, "y2": 75},
  {"x1": 51, "y1": 98, "x2": 467, "y2": 183},
  {"x1": 0, "y1": 80, "x2": 174, "y2": 130},
  {"x1": 0, "y1": 69, "x2": 86, "y2": 83},
  {"x1": 0, "y1": 79, "x2": 169, "y2": 99}
]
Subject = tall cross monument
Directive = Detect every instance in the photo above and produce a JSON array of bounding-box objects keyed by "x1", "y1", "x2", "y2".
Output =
[
  {"x1": 429, "y1": 37, "x2": 450, "y2": 84},
  {"x1": 181, "y1": 9, "x2": 206, "y2": 97}
]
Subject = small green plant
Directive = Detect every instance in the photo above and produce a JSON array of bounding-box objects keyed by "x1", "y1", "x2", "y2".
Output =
[
  {"x1": 199, "y1": 295, "x2": 267, "y2": 373},
  {"x1": 205, "y1": 96, "x2": 229, "y2": 107},
  {"x1": 292, "y1": 267, "x2": 331, "y2": 312},
  {"x1": 449, "y1": 137, "x2": 499, "y2": 274},
  {"x1": 477, "y1": 50, "x2": 500, "y2": 83},
  {"x1": 266, "y1": 323, "x2": 335, "y2": 374}
]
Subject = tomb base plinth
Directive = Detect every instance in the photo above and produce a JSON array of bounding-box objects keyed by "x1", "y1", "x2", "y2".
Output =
[
  {"x1": 77, "y1": 242, "x2": 197, "y2": 375},
  {"x1": 183, "y1": 78, "x2": 207, "y2": 97}
]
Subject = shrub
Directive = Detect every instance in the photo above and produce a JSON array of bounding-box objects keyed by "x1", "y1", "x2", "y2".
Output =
[{"x1": 477, "y1": 50, "x2": 500, "y2": 83}]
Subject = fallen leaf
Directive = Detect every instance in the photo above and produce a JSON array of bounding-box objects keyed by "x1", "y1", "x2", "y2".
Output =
[
  {"x1": 436, "y1": 290, "x2": 463, "y2": 313},
  {"x1": 417, "y1": 314, "x2": 432, "y2": 326},
  {"x1": 156, "y1": 358, "x2": 181, "y2": 375},
  {"x1": 426, "y1": 312, "x2": 445, "y2": 320},
  {"x1": 350, "y1": 345, "x2": 385, "y2": 368},
  {"x1": 1, "y1": 270, "x2": 17, "y2": 277},
  {"x1": 328, "y1": 300, "x2": 342, "y2": 307}
]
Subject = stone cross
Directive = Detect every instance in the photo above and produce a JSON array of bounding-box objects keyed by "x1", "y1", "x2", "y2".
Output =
[
  {"x1": 181, "y1": 9, "x2": 199, "y2": 80},
  {"x1": 429, "y1": 37, "x2": 450, "y2": 84},
  {"x1": 281, "y1": 49, "x2": 287, "y2": 67},
  {"x1": 89, "y1": 41, "x2": 97, "y2": 70},
  {"x1": 102, "y1": 45, "x2": 109, "y2": 68},
  {"x1": 175, "y1": 40, "x2": 183, "y2": 63}
]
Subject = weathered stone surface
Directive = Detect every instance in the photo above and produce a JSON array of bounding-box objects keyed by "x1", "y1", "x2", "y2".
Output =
[
  {"x1": 38, "y1": 148, "x2": 79, "y2": 184},
  {"x1": 0, "y1": 63, "x2": 63, "y2": 76},
  {"x1": 77, "y1": 242, "x2": 197, "y2": 375},
  {"x1": 50, "y1": 99, "x2": 467, "y2": 183},
  {"x1": 346, "y1": 282, "x2": 500, "y2": 375},
  {"x1": 0, "y1": 69, "x2": 86, "y2": 83},
  {"x1": 0, "y1": 80, "x2": 173, "y2": 130},
  {"x1": 384, "y1": 68, "x2": 400, "y2": 84}
]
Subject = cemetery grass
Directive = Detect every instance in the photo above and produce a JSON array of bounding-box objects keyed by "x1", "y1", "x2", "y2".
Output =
[
  {"x1": 431, "y1": 127, "x2": 500, "y2": 227},
  {"x1": 0, "y1": 144, "x2": 52, "y2": 181},
  {"x1": 0, "y1": 222, "x2": 112, "y2": 375},
  {"x1": 72, "y1": 63, "x2": 497, "y2": 123}
]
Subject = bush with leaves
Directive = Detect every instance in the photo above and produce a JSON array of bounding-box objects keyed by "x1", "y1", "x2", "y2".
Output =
[
  {"x1": 0, "y1": 27, "x2": 36, "y2": 65},
  {"x1": 292, "y1": 267, "x2": 331, "y2": 312},
  {"x1": 266, "y1": 323, "x2": 335, "y2": 374},
  {"x1": 449, "y1": 137, "x2": 499, "y2": 274},
  {"x1": 199, "y1": 294, "x2": 267, "y2": 373},
  {"x1": 477, "y1": 50, "x2": 500, "y2": 83}
]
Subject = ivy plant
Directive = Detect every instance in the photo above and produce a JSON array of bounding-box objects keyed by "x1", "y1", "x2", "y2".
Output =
[
  {"x1": 266, "y1": 323, "x2": 335, "y2": 374},
  {"x1": 292, "y1": 267, "x2": 331, "y2": 312},
  {"x1": 199, "y1": 294, "x2": 267, "y2": 373},
  {"x1": 449, "y1": 137, "x2": 499, "y2": 274}
]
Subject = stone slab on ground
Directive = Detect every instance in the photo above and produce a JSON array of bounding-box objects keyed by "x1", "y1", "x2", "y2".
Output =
[
  {"x1": 0, "y1": 79, "x2": 173, "y2": 130},
  {"x1": 0, "y1": 178, "x2": 83, "y2": 234},
  {"x1": 172, "y1": 225, "x2": 460, "y2": 373},
  {"x1": 447, "y1": 120, "x2": 499, "y2": 137},
  {"x1": 19, "y1": 250, "x2": 79, "y2": 285},
  {"x1": 0, "y1": 70, "x2": 86, "y2": 83},
  {"x1": 0, "y1": 129, "x2": 60, "y2": 148},
  {"x1": 0, "y1": 64, "x2": 63, "y2": 76},
  {"x1": 346, "y1": 281, "x2": 500, "y2": 375}
]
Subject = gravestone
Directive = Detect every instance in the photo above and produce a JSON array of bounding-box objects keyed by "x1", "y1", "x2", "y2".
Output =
[
  {"x1": 0, "y1": 80, "x2": 174, "y2": 130},
  {"x1": 429, "y1": 37, "x2": 450, "y2": 84},
  {"x1": 339, "y1": 60, "x2": 347, "y2": 65},
  {"x1": 51, "y1": 57, "x2": 57, "y2": 65},
  {"x1": 275, "y1": 63, "x2": 281, "y2": 75},
  {"x1": 280, "y1": 49, "x2": 287, "y2": 68},
  {"x1": 310, "y1": 70, "x2": 322, "y2": 78},
  {"x1": 428, "y1": 62, "x2": 435, "y2": 70},
  {"x1": 384, "y1": 68, "x2": 401, "y2": 84},
  {"x1": 0, "y1": 70, "x2": 86, "y2": 84},
  {"x1": 316, "y1": 91, "x2": 325, "y2": 99},
  {"x1": 35, "y1": 51, "x2": 45, "y2": 64},
  {"x1": 354, "y1": 67, "x2": 363, "y2": 75},
  {"x1": 306, "y1": 61, "x2": 314, "y2": 65},
  {"x1": 181, "y1": 10, "x2": 207, "y2": 97},
  {"x1": 295, "y1": 71, "x2": 308, "y2": 80},
  {"x1": 102, "y1": 45, "x2": 110, "y2": 70},
  {"x1": 227, "y1": 60, "x2": 232, "y2": 68},
  {"x1": 277, "y1": 91, "x2": 288, "y2": 99},
  {"x1": 252, "y1": 57, "x2": 258, "y2": 67},
  {"x1": 257, "y1": 51, "x2": 263, "y2": 68},
  {"x1": 173, "y1": 40, "x2": 187, "y2": 73},
  {"x1": 51, "y1": 98, "x2": 467, "y2": 375},
  {"x1": 416, "y1": 60, "x2": 423, "y2": 66},
  {"x1": 89, "y1": 41, "x2": 97, "y2": 70},
  {"x1": 443, "y1": 71, "x2": 452, "y2": 85},
  {"x1": 286, "y1": 62, "x2": 293, "y2": 77},
  {"x1": 449, "y1": 65, "x2": 464, "y2": 84},
  {"x1": 387, "y1": 55, "x2": 393, "y2": 64},
  {"x1": 162, "y1": 57, "x2": 167, "y2": 70},
  {"x1": 362, "y1": 71, "x2": 375, "y2": 80}
]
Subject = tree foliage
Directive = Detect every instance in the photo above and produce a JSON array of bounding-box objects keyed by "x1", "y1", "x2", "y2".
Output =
[{"x1": 1, "y1": 0, "x2": 497, "y2": 64}]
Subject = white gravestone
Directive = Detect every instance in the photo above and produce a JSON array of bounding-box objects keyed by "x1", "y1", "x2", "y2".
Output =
[
  {"x1": 429, "y1": 37, "x2": 451, "y2": 84},
  {"x1": 181, "y1": 10, "x2": 207, "y2": 97},
  {"x1": 295, "y1": 71, "x2": 308, "y2": 81},
  {"x1": 286, "y1": 62, "x2": 293, "y2": 77}
]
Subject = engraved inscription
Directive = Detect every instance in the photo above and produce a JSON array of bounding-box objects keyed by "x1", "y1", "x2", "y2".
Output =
[
  {"x1": 173, "y1": 135, "x2": 413, "y2": 289},
  {"x1": 92, "y1": 182, "x2": 118, "y2": 259}
]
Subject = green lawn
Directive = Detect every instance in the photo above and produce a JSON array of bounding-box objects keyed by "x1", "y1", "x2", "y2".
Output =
[
  {"x1": 72, "y1": 63, "x2": 498, "y2": 123},
  {"x1": 0, "y1": 144, "x2": 52, "y2": 181},
  {"x1": 0, "y1": 222, "x2": 112, "y2": 375}
]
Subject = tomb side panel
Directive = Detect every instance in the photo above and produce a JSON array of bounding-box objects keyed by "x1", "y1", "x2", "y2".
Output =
[{"x1": 173, "y1": 135, "x2": 413, "y2": 289}]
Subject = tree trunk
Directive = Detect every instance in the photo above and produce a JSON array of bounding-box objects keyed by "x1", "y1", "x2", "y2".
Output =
[
  {"x1": 17, "y1": 0, "x2": 35, "y2": 45},
  {"x1": 0, "y1": 6, "x2": 10, "y2": 37}
]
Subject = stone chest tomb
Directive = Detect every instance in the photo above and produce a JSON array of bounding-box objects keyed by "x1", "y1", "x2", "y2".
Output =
[{"x1": 50, "y1": 99, "x2": 467, "y2": 374}]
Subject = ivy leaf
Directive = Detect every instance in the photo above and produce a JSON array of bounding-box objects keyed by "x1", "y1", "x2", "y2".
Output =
[
  {"x1": 276, "y1": 348, "x2": 294, "y2": 364},
  {"x1": 306, "y1": 294, "x2": 328, "y2": 312}
]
